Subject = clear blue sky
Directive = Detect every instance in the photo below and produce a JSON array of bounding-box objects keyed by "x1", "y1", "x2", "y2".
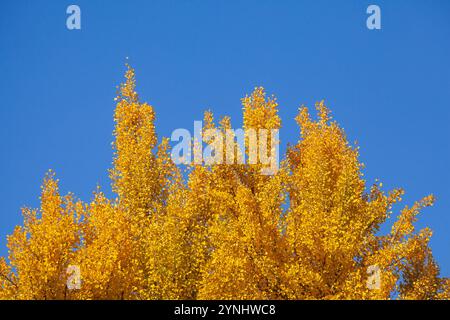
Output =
[{"x1": 1, "y1": 1, "x2": 449, "y2": 276}]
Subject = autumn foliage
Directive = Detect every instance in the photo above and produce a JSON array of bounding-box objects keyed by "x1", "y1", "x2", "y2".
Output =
[{"x1": 1, "y1": 66, "x2": 448, "y2": 300}]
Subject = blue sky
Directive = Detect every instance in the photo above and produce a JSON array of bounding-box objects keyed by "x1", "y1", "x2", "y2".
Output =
[{"x1": 1, "y1": 0, "x2": 449, "y2": 276}]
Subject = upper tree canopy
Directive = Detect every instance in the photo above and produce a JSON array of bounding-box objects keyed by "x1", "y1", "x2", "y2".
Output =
[{"x1": 0, "y1": 66, "x2": 448, "y2": 300}]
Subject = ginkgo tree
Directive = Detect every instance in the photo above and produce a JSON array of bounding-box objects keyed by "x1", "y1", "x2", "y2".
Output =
[{"x1": 0, "y1": 65, "x2": 448, "y2": 300}]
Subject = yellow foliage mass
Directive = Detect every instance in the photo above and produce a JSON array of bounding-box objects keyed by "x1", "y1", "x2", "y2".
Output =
[{"x1": 0, "y1": 66, "x2": 448, "y2": 300}]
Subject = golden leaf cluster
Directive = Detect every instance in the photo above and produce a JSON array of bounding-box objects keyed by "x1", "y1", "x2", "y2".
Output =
[{"x1": 1, "y1": 66, "x2": 448, "y2": 300}]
